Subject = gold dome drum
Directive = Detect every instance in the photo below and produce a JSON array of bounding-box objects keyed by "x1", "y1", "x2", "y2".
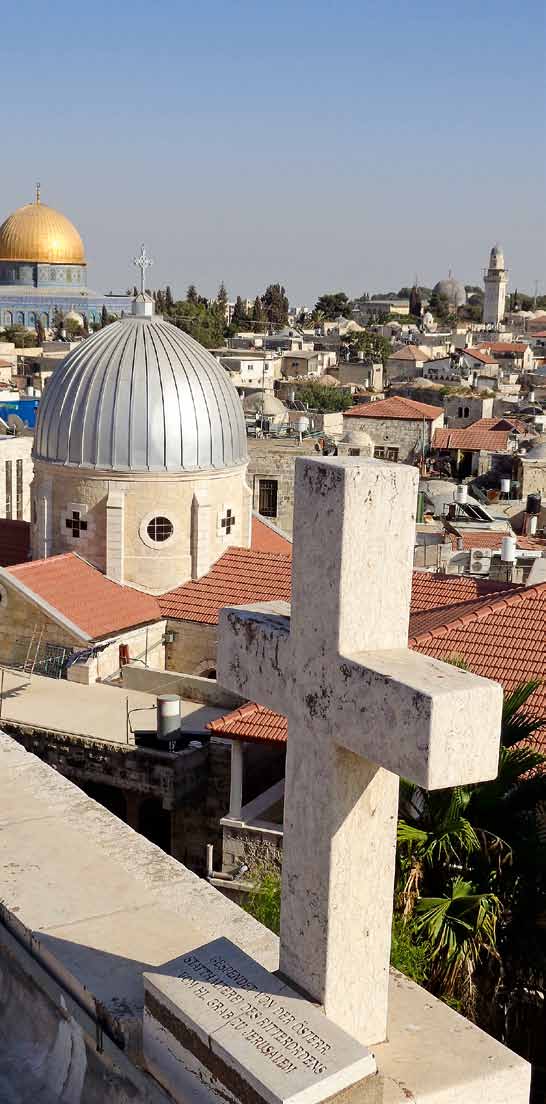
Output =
[{"x1": 0, "y1": 200, "x2": 86, "y2": 265}]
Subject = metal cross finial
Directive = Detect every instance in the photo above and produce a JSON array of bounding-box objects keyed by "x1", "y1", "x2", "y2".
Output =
[
  {"x1": 133, "y1": 244, "x2": 154, "y2": 295},
  {"x1": 36, "y1": 182, "x2": 41, "y2": 204}
]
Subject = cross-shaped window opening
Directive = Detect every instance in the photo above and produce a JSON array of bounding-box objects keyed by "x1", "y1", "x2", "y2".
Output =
[
  {"x1": 65, "y1": 510, "x2": 87, "y2": 539},
  {"x1": 221, "y1": 508, "x2": 236, "y2": 535}
]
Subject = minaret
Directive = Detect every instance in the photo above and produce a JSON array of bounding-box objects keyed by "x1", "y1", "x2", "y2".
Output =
[{"x1": 483, "y1": 244, "x2": 508, "y2": 326}]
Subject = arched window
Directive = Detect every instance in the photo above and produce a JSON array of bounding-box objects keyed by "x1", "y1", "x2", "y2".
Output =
[
  {"x1": 3, "y1": 311, "x2": 12, "y2": 326},
  {"x1": 464, "y1": 407, "x2": 469, "y2": 418},
  {"x1": 28, "y1": 312, "x2": 36, "y2": 326},
  {"x1": 41, "y1": 313, "x2": 49, "y2": 326},
  {"x1": 458, "y1": 406, "x2": 463, "y2": 418},
  {"x1": 16, "y1": 312, "x2": 25, "y2": 325}
]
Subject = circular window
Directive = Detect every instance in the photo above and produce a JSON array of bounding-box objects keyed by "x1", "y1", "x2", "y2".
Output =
[{"x1": 146, "y1": 516, "x2": 174, "y2": 543}]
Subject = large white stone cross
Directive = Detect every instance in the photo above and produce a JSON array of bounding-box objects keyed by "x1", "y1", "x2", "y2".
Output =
[{"x1": 217, "y1": 458, "x2": 503, "y2": 1047}]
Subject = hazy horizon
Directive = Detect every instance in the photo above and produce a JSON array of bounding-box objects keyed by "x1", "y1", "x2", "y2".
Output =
[{"x1": 2, "y1": 0, "x2": 544, "y2": 306}]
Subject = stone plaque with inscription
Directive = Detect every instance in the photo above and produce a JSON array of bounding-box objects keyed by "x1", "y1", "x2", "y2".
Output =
[{"x1": 143, "y1": 938, "x2": 378, "y2": 1104}]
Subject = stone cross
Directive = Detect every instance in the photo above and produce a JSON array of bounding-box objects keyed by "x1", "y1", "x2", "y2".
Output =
[
  {"x1": 133, "y1": 243, "x2": 153, "y2": 295},
  {"x1": 217, "y1": 457, "x2": 503, "y2": 1047}
]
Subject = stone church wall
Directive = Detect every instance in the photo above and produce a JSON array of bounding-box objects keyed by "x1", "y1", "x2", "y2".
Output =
[{"x1": 30, "y1": 461, "x2": 251, "y2": 593}]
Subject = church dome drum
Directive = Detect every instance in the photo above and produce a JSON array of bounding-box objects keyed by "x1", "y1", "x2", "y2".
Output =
[{"x1": 34, "y1": 307, "x2": 248, "y2": 472}]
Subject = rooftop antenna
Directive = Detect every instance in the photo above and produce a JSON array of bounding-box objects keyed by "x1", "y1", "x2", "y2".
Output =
[
  {"x1": 533, "y1": 279, "x2": 539, "y2": 309},
  {"x1": 35, "y1": 181, "x2": 41, "y2": 204},
  {"x1": 132, "y1": 243, "x2": 154, "y2": 295}
]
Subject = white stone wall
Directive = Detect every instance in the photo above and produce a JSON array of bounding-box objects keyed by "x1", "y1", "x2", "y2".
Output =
[
  {"x1": 30, "y1": 461, "x2": 252, "y2": 592},
  {"x1": 0, "y1": 435, "x2": 33, "y2": 521},
  {"x1": 341, "y1": 413, "x2": 443, "y2": 462}
]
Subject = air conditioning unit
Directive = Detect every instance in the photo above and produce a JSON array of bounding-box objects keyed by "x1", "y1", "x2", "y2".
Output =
[{"x1": 469, "y1": 548, "x2": 493, "y2": 575}]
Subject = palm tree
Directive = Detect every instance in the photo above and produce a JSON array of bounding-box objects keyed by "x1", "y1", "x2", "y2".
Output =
[{"x1": 397, "y1": 680, "x2": 546, "y2": 1019}]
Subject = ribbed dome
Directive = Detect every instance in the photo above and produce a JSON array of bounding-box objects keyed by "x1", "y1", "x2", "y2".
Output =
[
  {"x1": 34, "y1": 312, "x2": 248, "y2": 472},
  {"x1": 433, "y1": 277, "x2": 466, "y2": 309},
  {"x1": 0, "y1": 200, "x2": 86, "y2": 264}
]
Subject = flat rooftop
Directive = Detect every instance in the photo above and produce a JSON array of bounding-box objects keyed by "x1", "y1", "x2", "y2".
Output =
[{"x1": 0, "y1": 668, "x2": 226, "y2": 746}]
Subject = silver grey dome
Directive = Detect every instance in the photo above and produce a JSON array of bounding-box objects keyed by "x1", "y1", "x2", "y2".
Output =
[
  {"x1": 433, "y1": 277, "x2": 466, "y2": 309},
  {"x1": 34, "y1": 313, "x2": 248, "y2": 471}
]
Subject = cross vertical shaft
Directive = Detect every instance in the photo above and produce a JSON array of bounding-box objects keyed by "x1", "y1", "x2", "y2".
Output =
[{"x1": 217, "y1": 457, "x2": 503, "y2": 1047}]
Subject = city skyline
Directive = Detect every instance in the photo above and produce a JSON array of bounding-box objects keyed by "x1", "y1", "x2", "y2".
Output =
[{"x1": 1, "y1": 0, "x2": 544, "y2": 304}]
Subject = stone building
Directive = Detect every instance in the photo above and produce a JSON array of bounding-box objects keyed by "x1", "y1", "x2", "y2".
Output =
[
  {"x1": 342, "y1": 395, "x2": 444, "y2": 463},
  {"x1": 483, "y1": 243, "x2": 508, "y2": 325},
  {"x1": 246, "y1": 436, "x2": 318, "y2": 533},
  {"x1": 0, "y1": 432, "x2": 33, "y2": 520},
  {"x1": 0, "y1": 187, "x2": 131, "y2": 329}
]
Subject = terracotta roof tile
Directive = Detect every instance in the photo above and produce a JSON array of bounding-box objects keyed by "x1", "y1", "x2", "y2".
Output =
[
  {"x1": 470, "y1": 416, "x2": 527, "y2": 433},
  {"x1": 388, "y1": 345, "x2": 431, "y2": 361},
  {"x1": 477, "y1": 343, "x2": 530, "y2": 355},
  {"x1": 159, "y1": 548, "x2": 292, "y2": 623},
  {"x1": 447, "y1": 531, "x2": 546, "y2": 552},
  {"x1": 208, "y1": 702, "x2": 288, "y2": 744},
  {"x1": 432, "y1": 427, "x2": 511, "y2": 451},
  {"x1": 463, "y1": 349, "x2": 497, "y2": 364},
  {"x1": 211, "y1": 579, "x2": 546, "y2": 747},
  {"x1": 6, "y1": 553, "x2": 160, "y2": 638},
  {"x1": 0, "y1": 519, "x2": 30, "y2": 567},
  {"x1": 251, "y1": 515, "x2": 292, "y2": 556},
  {"x1": 345, "y1": 396, "x2": 444, "y2": 421}
]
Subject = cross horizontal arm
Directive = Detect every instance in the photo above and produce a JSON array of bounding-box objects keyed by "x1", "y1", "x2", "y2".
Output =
[
  {"x1": 217, "y1": 602, "x2": 292, "y2": 715},
  {"x1": 335, "y1": 649, "x2": 503, "y2": 789}
]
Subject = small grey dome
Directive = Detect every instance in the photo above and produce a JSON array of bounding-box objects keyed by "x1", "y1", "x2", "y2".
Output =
[
  {"x1": 433, "y1": 278, "x2": 466, "y2": 309},
  {"x1": 243, "y1": 393, "x2": 286, "y2": 417},
  {"x1": 34, "y1": 313, "x2": 247, "y2": 472},
  {"x1": 525, "y1": 435, "x2": 546, "y2": 460}
]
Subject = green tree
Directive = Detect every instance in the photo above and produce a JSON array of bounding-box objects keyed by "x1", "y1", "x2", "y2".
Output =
[
  {"x1": 52, "y1": 307, "x2": 65, "y2": 339},
  {"x1": 186, "y1": 284, "x2": 198, "y2": 305},
  {"x1": 296, "y1": 381, "x2": 352, "y2": 412},
  {"x1": 342, "y1": 330, "x2": 392, "y2": 365},
  {"x1": 216, "y1": 281, "x2": 228, "y2": 321},
  {"x1": 165, "y1": 285, "x2": 174, "y2": 312},
  {"x1": 35, "y1": 318, "x2": 46, "y2": 345},
  {"x1": 397, "y1": 679, "x2": 546, "y2": 1024},
  {"x1": 313, "y1": 291, "x2": 350, "y2": 320},
  {"x1": 252, "y1": 295, "x2": 265, "y2": 327},
  {"x1": 155, "y1": 288, "x2": 165, "y2": 314},
  {"x1": 100, "y1": 304, "x2": 108, "y2": 329},
  {"x1": 262, "y1": 283, "x2": 289, "y2": 326},
  {"x1": 232, "y1": 295, "x2": 248, "y2": 328},
  {"x1": 65, "y1": 318, "x2": 83, "y2": 340}
]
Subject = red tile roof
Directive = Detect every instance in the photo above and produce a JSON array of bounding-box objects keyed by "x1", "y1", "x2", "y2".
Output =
[
  {"x1": 6, "y1": 553, "x2": 160, "y2": 639},
  {"x1": 477, "y1": 343, "x2": 529, "y2": 355},
  {"x1": 447, "y1": 531, "x2": 546, "y2": 552},
  {"x1": 210, "y1": 579, "x2": 546, "y2": 747},
  {"x1": 432, "y1": 427, "x2": 511, "y2": 451},
  {"x1": 410, "y1": 582, "x2": 546, "y2": 747},
  {"x1": 389, "y1": 345, "x2": 431, "y2": 361},
  {"x1": 0, "y1": 519, "x2": 30, "y2": 567},
  {"x1": 463, "y1": 349, "x2": 497, "y2": 364},
  {"x1": 159, "y1": 548, "x2": 292, "y2": 623},
  {"x1": 470, "y1": 416, "x2": 527, "y2": 433},
  {"x1": 345, "y1": 396, "x2": 444, "y2": 421},
  {"x1": 251, "y1": 515, "x2": 292, "y2": 556},
  {"x1": 208, "y1": 702, "x2": 288, "y2": 744}
]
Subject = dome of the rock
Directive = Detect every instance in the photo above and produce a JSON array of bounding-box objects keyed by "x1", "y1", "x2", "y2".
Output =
[{"x1": 0, "y1": 199, "x2": 86, "y2": 265}]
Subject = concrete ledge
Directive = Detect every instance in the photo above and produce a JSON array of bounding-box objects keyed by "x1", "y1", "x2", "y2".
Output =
[{"x1": 0, "y1": 735, "x2": 531, "y2": 1103}]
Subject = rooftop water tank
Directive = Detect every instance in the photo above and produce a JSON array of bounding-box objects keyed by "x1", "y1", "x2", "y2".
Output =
[
  {"x1": 501, "y1": 536, "x2": 517, "y2": 563},
  {"x1": 454, "y1": 485, "x2": 468, "y2": 504},
  {"x1": 157, "y1": 694, "x2": 181, "y2": 742},
  {"x1": 526, "y1": 493, "x2": 542, "y2": 515}
]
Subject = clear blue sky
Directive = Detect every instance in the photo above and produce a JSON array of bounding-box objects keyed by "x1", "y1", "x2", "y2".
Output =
[{"x1": 2, "y1": 0, "x2": 545, "y2": 304}]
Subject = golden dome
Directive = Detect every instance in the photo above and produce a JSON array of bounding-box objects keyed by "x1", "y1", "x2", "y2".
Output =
[{"x1": 0, "y1": 196, "x2": 86, "y2": 265}]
